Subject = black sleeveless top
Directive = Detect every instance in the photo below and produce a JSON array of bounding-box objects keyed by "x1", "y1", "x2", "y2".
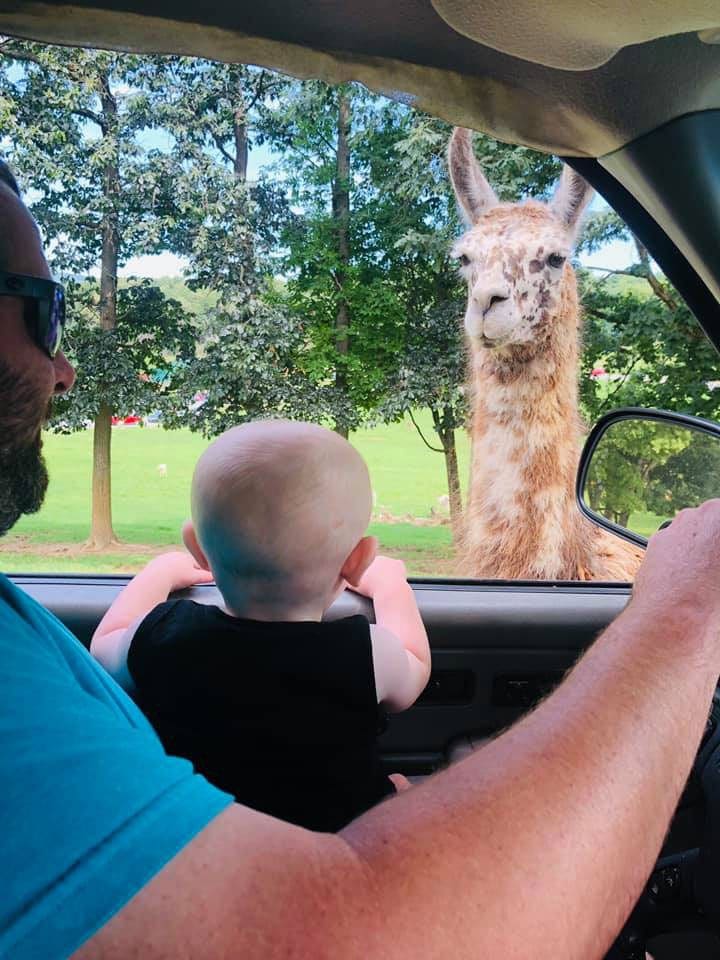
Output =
[{"x1": 128, "y1": 599, "x2": 394, "y2": 832}]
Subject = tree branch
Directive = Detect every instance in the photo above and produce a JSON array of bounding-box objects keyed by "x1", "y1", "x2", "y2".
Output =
[
  {"x1": 583, "y1": 265, "x2": 643, "y2": 279},
  {"x1": 315, "y1": 130, "x2": 337, "y2": 155},
  {"x1": 604, "y1": 355, "x2": 642, "y2": 402},
  {"x1": 408, "y1": 408, "x2": 444, "y2": 453},
  {"x1": 633, "y1": 236, "x2": 678, "y2": 311},
  {"x1": 211, "y1": 132, "x2": 235, "y2": 167},
  {"x1": 70, "y1": 107, "x2": 106, "y2": 130},
  {"x1": 246, "y1": 73, "x2": 267, "y2": 112},
  {"x1": 0, "y1": 41, "x2": 41, "y2": 66}
]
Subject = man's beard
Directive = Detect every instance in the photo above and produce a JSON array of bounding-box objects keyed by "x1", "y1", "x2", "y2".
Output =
[{"x1": 0, "y1": 358, "x2": 50, "y2": 537}]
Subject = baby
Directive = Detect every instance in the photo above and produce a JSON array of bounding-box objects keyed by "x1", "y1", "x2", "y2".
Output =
[{"x1": 91, "y1": 419, "x2": 431, "y2": 831}]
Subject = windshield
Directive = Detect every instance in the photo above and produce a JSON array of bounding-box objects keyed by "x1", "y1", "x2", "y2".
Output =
[{"x1": 1, "y1": 43, "x2": 716, "y2": 581}]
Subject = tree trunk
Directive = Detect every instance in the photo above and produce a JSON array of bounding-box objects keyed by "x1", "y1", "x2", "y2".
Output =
[
  {"x1": 233, "y1": 71, "x2": 248, "y2": 182},
  {"x1": 88, "y1": 72, "x2": 120, "y2": 549},
  {"x1": 430, "y1": 406, "x2": 463, "y2": 542},
  {"x1": 90, "y1": 404, "x2": 115, "y2": 548},
  {"x1": 440, "y1": 427, "x2": 462, "y2": 540},
  {"x1": 332, "y1": 87, "x2": 351, "y2": 439}
]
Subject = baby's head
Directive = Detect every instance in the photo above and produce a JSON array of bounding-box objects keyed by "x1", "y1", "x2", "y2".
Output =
[{"x1": 183, "y1": 420, "x2": 376, "y2": 619}]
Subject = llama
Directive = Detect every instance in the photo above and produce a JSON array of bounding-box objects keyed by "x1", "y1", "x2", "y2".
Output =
[{"x1": 448, "y1": 128, "x2": 641, "y2": 581}]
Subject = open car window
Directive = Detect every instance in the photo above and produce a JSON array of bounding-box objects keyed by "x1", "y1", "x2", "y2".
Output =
[{"x1": 0, "y1": 44, "x2": 714, "y2": 581}]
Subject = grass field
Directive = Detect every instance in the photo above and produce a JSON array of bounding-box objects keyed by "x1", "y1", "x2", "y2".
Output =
[
  {"x1": 3, "y1": 413, "x2": 471, "y2": 576},
  {"x1": 3, "y1": 413, "x2": 661, "y2": 578}
]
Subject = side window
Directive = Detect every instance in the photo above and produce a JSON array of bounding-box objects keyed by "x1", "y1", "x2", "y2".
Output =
[{"x1": 0, "y1": 43, "x2": 709, "y2": 581}]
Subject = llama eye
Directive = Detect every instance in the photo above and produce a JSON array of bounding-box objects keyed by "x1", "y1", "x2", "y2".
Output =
[
  {"x1": 458, "y1": 253, "x2": 470, "y2": 267},
  {"x1": 547, "y1": 253, "x2": 566, "y2": 269}
]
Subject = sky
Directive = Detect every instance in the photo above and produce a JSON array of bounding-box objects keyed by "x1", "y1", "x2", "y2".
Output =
[{"x1": 119, "y1": 164, "x2": 637, "y2": 280}]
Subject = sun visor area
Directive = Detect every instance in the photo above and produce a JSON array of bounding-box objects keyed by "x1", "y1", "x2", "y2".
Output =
[
  {"x1": 0, "y1": 2, "x2": 608, "y2": 155},
  {"x1": 432, "y1": 0, "x2": 720, "y2": 69},
  {"x1": 2, "y1": 1, "x2": 720, "y2": 158}
]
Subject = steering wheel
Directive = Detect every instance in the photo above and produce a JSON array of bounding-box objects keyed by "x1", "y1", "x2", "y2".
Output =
[{"x1": 606, "y1": 689, "x2": 720, "y2": 958}]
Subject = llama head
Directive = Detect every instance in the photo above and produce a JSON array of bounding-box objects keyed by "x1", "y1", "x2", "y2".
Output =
[{"x1": 448, "y1": 127, "x2": 593, "y2": 360}]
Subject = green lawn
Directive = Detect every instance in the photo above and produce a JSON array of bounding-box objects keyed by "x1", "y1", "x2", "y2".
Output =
[
  {"x1": 628, "y1": 511, "x2": 667, "y2": 538},
  {"x1": 4, "y1": 413, "x2": 469, "y2": 576}
]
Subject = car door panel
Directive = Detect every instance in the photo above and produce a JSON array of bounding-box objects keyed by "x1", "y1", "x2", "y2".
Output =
[{"x1": 12, "y1": 576, "x2": 630, "y2": 769}]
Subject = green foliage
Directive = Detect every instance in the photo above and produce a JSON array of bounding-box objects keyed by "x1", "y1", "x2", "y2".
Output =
[
  {"x1": 583, "y1": 419, "x2": 720, "y2": 531},
  {"x1": 584, "y1": 419, "x2": 690, "y2": 526},
  {"x1": 579, "y1": 271, "x2": 720, "y2": 426},
  {"x1": 142, "y1": 58, "x2": 291, "y2": 286},
  {"x1": 0, "y1": 43, "x2": 181, "y2": 275},
  {"x1": 162, "y1": 299, "x2": 338, "y2": 435},
  {"x1": 51, "y1": 281, "x2": 196, "y2": 429},
  {"x1": 646, "y1": 430, "x2": 720, "y2": 515}
]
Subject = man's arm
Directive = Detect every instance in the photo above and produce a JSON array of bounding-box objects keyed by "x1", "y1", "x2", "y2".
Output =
[
  {"x1": 353, "y1": 556, "x2": 432, "y2": 711},
  {"x1": 76, "y1": 503, "x2": 720, "y2": 960},
  {"x1": 91, "y1": 551, "x2": 213, "y2": 686}
]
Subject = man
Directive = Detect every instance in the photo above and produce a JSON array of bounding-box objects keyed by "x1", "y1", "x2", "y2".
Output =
[{"x1": 1, "y1": 159, "x2": 719, "y2": 960}]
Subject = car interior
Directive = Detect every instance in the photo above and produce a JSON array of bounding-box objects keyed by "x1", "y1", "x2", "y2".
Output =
[{"x1": 4, "y1": 1, "x2": 720, "y2": 956}]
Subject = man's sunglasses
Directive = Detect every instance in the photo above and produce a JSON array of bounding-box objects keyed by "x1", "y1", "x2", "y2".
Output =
[{"x1": 0, "y1": 270, "x2": 66, "y2": 358}]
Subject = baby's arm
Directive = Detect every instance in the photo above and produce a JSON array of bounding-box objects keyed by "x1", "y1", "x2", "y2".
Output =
[
  {"x1": 351, "y1": 556, "x2": 431, "y2": 712},
  {"x1": 91, "y1": 551, "x2": 214, "y2": 689}
]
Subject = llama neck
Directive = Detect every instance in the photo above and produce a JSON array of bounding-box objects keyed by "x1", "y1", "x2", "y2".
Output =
[{"x1": 465, "y1": 285, "x2": 591, "y2": 579}]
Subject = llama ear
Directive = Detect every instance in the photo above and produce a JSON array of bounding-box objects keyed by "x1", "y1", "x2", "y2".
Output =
[
  {"x1": 550, "y1": 166, "x2": 594, "y2": 236},
  {"x1": 448, "y1": 127, "x2": 498, "y2": 225}
]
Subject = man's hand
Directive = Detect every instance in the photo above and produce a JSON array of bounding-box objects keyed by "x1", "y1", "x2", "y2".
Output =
[
  {"x1": 632, "y1": 499, "x2": 720, "y2": 661},
  {"x1": 148, "y1": 551, "x2": 215, "y2": 593},
  {"x1": 351, "y1": 555, "x2": 407, "y2": 599}
]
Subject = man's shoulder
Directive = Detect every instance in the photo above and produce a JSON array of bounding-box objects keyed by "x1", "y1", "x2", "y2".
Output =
[
  {"x1": 0, "y1": 573, "x2": 164, "y2": 728},
  {"x1": 0, "y1": 573, "x2": 78, "y2": 659},
  {"x1": 0, "y1": 577, "x2": 233, "y2": 960}
]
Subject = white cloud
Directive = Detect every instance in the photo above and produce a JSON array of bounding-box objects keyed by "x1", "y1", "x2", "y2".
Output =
[
  {"x1": 579, "y1": 238, "x2": 637, "y2": 272},
  {"x1": 119, "y1": 252, "x2": 189, "y2": 279}
]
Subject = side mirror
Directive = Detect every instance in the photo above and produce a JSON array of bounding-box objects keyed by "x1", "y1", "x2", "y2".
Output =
[{"x1": 576, "y1": 407, "x2": 720, "y2": 547}]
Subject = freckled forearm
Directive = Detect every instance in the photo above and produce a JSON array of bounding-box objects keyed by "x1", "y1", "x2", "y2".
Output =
[{"x1": 340, "y1": 604, "x2": 715, "y2": 959}]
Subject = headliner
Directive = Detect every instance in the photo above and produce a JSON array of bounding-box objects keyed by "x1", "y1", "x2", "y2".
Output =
[{"x1": 1, "y1": 0, "x2": 720, "y2": 157}]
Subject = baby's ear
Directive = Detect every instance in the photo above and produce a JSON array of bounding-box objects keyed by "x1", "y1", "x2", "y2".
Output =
[
  {"x1": 182, "y1": 520, "x2": 211, "y2": 571},
  {"x1": 341, "y1": 535, "x2": 378, "y2": 587}
]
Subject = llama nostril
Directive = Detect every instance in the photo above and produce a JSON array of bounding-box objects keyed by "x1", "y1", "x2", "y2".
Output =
[{"x1": 487, "y1": 294, "x2": 506, "y2": 311}]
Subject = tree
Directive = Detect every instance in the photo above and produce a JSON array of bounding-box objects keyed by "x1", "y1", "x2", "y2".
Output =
[
  {"x1": 161, "y1": 298, "x2": 335, "y2": 436},
  {"x1": 646, "y1": 428, "x2": 720, "y2": 516},
  {"x1": 0, "y1": 42, "x2": 185, "y2": 547},
  {"x1": 578, "y1": 209, "x2": 720, "y2": 428},
  {"x1": 54, "y1": 280, "x2": 196, "y2": 436},
  {"x1": 143, "y1": 58, "x2": 290, "y2": 289},
  {"x1": 379, "y1": 301, "x2": 467, "y2": 534},
  {"x1": 139, "y1": 58, "x2": 316, "y2": 437},
  {"x1": 264, "y1": 82, "x2": 414, "y2": 436},
  {"x1": 583, "y1": 418, "x2": 691, "y2": 528}
]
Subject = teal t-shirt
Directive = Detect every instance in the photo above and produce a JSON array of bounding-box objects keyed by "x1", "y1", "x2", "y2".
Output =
[{"x1": 0, "y1": 575, "x2": 233, "y2": 959}]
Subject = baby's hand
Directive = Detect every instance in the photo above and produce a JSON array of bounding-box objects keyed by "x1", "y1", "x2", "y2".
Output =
[
  {"x1": 149, "y1": 551, "x2": 215, "y2": 592},
  {"x1": 352, "y1": 555, "x2": 407, "y2": 599}
]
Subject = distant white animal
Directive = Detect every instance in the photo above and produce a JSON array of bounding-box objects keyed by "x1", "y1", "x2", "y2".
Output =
[{"x1": 157, "y1": 464, "x2": 168, "y2": 479}]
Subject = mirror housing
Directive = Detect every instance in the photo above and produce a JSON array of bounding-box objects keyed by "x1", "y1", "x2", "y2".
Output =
[{"x1": 576, "y1": 407, "x2": 720, "y2": 548}]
